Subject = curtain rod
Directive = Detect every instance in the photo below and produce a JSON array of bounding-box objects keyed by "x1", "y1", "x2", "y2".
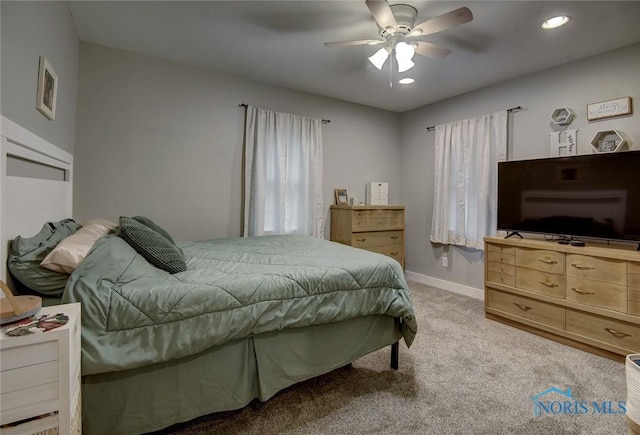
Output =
[
  {"x1": 239, "y1": 104, "x2": 331, "y2": 124},
  {"x1": 425, "y1": 106, "x2": 522, "y2": 131}
]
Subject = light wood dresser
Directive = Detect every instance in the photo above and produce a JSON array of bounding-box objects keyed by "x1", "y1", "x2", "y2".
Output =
[
  {"x1": 484, "y1": 236, "x2": 640, "y2": 361},
  {"x1": 0, "y1": 303, "x2": 81, "y2": 434},
  {"x1": 330, "y1": 205, "x2": 405, "y2": 268}
]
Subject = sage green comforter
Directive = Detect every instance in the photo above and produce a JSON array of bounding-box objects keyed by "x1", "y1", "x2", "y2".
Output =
[{"x1": 62, "y1": 234, "x2": 417, "y2": 376}]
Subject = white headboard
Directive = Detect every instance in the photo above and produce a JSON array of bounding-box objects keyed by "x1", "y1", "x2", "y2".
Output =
[{"x1": 1, "y1": 116, "x2": 73, "y2": 290}]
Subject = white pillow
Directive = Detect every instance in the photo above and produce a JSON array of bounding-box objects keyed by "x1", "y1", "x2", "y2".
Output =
[{"x1": 40, "y1": 218, "x2": 117, "y2": 274}]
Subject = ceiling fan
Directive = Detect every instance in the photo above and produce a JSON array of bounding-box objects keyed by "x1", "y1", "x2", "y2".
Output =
[{"x1": 324, "y1": 1, "x2": 473, "y2": 74}]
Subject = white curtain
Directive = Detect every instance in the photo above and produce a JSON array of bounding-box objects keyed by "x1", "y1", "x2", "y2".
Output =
[
  {"x1": 430, "y1": 110, "x2": 508, "y2": 249},
  {"x1": 243, "y1": 106, "x2": 324, "y2": 238}
]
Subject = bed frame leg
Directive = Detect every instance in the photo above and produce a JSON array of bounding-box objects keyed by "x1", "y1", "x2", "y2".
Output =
[{"x1": 390, "y1": 341, "x2": 399, "y2": 370}]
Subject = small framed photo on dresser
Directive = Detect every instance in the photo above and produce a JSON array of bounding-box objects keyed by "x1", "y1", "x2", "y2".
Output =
[{"x1": 334, "y1": 189, "x2": 348, "y2": 205}]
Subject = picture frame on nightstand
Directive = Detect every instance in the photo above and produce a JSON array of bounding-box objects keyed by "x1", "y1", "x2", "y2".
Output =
[{"x1": 334, "y1": 189, "x2": 348, "y2": 205}]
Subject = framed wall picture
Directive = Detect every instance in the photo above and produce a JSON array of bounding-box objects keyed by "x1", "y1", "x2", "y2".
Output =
[
  {"x1": 36, "y1": 56, "x2": 58, "y2": 120},
  {"x1": 334, "y1": 189, "x2": 348, "y2": 205},
  {"x1": 587, "y1": 96, "x2": 632, "y2": 121}
]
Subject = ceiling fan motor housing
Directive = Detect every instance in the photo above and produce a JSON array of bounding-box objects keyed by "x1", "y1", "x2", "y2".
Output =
[{"x1": 379, "y1": 4, "x2": 418, "y2": 37}]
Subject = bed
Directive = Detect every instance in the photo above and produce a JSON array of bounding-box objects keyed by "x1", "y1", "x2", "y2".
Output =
[{"x1": 1, "y1": 118, "x2": 417, "y2": 435}]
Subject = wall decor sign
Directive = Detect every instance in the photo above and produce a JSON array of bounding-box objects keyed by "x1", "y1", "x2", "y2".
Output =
[
  {"x1": 587, "y1": 96, "x2": 632, "y2": 121},
  {"x1": 36, "y1": 56, "x2": 58, "y2": 120}
]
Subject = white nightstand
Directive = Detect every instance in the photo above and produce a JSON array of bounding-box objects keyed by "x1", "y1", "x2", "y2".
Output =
[{"x1": 0, "y1": 303, "x2": 81, "y2": 434}]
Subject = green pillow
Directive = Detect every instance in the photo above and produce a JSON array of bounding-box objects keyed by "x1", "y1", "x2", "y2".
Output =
[
  {"x1": 131, "y1": 216, "x2": 178, "y2": 247},
  {"x1": 119, "y1": 217, "x2": 187, "y2": 274},
  {"x1": 8, "y1": 219, "x2": 82, "y2": 296}
]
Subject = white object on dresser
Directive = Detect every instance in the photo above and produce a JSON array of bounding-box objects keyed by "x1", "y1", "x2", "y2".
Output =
[
  {"x1": 365, "y1": 182, "x2": 389, "y2": 205},
  {"x1": 0, "y1": 303, "x2": 81, "y2": 435}
]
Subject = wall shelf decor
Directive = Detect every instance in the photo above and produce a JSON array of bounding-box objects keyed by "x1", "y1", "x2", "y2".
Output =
[
  {"x1": 587, "y1": 97, "x2": 632, "y2": 121},
  {"x1": 590, "y1": 129, "x2": 627, "y2": 153},
  {"x1": 550, "y1": 107, "x2": 575, "y2": 125},
  {"x1": 549, "y1": 129, "x2": 577, "y2": 156}
]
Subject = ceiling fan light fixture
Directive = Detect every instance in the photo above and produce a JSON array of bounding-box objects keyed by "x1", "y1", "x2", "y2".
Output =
[
  {"x1": 395, "y1": 42, "x2": 416, "y2": 73},
  {"x1": 395, "y1": 42, "x2": 415, "y2": 60},
  {"x1": 397, "y1": 58, "x2": 415, "y2": 73},
  {"x1": 369, "y1": 47, "x2": 390, "y2": 70},
  {"x1": 399, "y1": 78, "x2": 415, "y2": 85},
  {"x1": 541, "y1": 15, "x2": 570, "y2": 29}
]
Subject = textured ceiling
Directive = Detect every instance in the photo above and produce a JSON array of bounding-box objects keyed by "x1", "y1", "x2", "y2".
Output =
[{"x1": 68, "y1": 1, "x2": 640, "y2": 112}]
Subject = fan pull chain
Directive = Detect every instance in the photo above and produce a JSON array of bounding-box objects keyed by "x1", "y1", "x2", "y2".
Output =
[{"x1": 389, "y1": 53, "x2": 393, "y2": 88}]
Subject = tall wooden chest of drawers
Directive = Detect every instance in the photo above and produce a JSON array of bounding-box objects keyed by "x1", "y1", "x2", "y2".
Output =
[
  {"x1": 0, "y1": 303, "x2": 81, "y2": 434},
  {"x1": 484, "y1": 236, "x2": 640, "y2": 361},
  {"x1": 330, "y1": 205, "x2": 405, "y2": 268}
]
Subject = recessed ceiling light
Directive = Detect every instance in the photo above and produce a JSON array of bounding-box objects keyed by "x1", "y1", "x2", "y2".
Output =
[
  {"x1": 541, "y1": 15, "x2": 570, "y2": 29},
  {"x1": 399, "y1": 78, "x2": 415, "y2": 85}
]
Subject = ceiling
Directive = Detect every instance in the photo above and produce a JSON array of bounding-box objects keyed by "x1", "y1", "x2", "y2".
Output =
[{"x1": 67, "y1": 1, "x2": 640, "y2": 113}]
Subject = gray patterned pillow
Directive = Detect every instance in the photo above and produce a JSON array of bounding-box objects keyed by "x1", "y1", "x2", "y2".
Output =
[
  {"x1": 119, "y1": 217, "x2": 187, "y2": 274},
  {"x1": 131, "y1": 216, "x2": 178, "y2": 247}
]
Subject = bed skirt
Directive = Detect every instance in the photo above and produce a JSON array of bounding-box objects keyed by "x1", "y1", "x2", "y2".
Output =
[{"x1": 82, "y1": 314, "x2": 401, "y2": 435}]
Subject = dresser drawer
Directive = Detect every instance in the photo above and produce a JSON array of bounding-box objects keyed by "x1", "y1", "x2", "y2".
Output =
[
  {"x1": 487, "y1": 262, "x2": 515, "y2": 276},
  {"x1": 351, "y1": 231, "x2": 402, "y2": 248},
  {"x1": 367, "y1": 245, "x2": 402, "y2": 263},
  {"x1": 487, "y1": 289, "x2": 564, "y2": 329},
  {"x1": 486, "y1": 271, "x2": 515, "y2": 287},
  {"x1": 566, "y1": 276, "x2": 627, "y2": 312},
  {"x1": 487, "y1": 251, "x2": 515, "y2": 266},
  {"x1": 515, "y1": 268, "x2": 565, "y2": 298},
  {"x1": 1, "y1": 381, "x2": 59, "y2": 416},
  {"x1": 628, "y1": 265, "x2": 640, "y2": 315},
  {"x1": 0, "y1": 341, "x2": 58, "y2": 371},
  {"x1": 566, "y1": 309, "x2": 640, "y2": 352},
  {"x1": 566, "y1": 254, "x2": 626, "y2": 285},
  {"x1": 389, "y1": 211, "x2": 404, "y2": 227},
  {"x1": 628, "y1": 299, "x2": 640, "y2": 317},
  {"x1": 1, "y1": 360, "x2": 58, "y2": 394},
  {"x1": 487, "y1": 244, "x2": 515, "y2": 255},
  {"x1": 516, "y1": 248, "x2": 564, "y2": 274}
]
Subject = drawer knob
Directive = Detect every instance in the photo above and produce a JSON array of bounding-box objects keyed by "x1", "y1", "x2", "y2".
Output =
[
  {"x1": 604, "y1": 328, "x2": 631, "y2": 338},
  {"x1": 356, "y1": 238, "x2": 366, "y2": 242},
  {"x1": 537, "y1": 258, "x2": 558, "y2": 265},
  {"x1": 390, "y1": 252, "x2": 399, "y2": 256},
  {"x1": 513, "y1": 303, "x2": 532, "y2": 312},
  {"x1": 571, "y1": 287, "x2": 596, "y2": 295},
  {"x1": 572, "y1": 264, "x2": 595, "y2": 270},
  {"x1": 390, "y1": 236, "x2": 399, "y2": 240},
  {"x1": 538, "y1": 281, "x2": 558, "y2": 288}
]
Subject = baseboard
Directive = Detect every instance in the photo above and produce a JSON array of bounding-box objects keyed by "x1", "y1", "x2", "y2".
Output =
[{"x1": 404, "y1": 270, "x2": 484, "y2": 301}]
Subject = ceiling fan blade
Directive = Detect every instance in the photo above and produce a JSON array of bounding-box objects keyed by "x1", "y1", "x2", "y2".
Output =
[
  {"x1": 324, "y1": 39, "x2": 385, "y2": 47},
  {"x1": 414, "y1": 41, "x2": 452, "y2": 59},
  {"x1": 366, "y1": 0, "x2": 397, "y2": 30},
  {"x1": 410, "y1": 7, "x2": 473, "y2": 37}
]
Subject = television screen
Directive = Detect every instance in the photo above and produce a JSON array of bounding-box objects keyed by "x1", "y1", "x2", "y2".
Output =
[{"x1": 497, "y1": 151, "x2": 640, "y2": 243}]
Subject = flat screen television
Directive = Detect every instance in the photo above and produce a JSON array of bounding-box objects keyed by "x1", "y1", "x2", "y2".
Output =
[{"x1": 497, "y1": 151, "x2": 640, "y2": 244}]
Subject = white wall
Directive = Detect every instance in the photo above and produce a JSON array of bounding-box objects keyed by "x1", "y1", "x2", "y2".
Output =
[
  {"x1": 400, "y1": 42, "x2": 640, "y2": 294},
  {"x1": 73, "y1": 43, "x2": 400, "y2": 241},
  {"x1": 0, "y1": 1, "x2": 79, "y2": 154}
]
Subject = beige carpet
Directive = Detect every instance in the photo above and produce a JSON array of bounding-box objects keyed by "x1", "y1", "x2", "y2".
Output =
[{"x1": 152, "y1": 281, "x2": 629, "y2": 434}]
